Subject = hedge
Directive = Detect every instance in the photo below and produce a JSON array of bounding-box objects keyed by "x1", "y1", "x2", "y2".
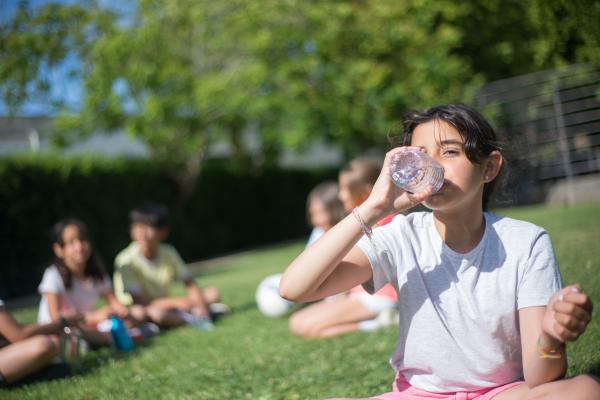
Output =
[{"x1": 0, "y1": 155, "x2": 338, "y2": 299}]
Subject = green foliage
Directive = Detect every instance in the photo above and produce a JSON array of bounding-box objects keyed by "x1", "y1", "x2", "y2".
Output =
[
  {"x1": 56, "y1": 0, "x2": 478, "y2": 162},
  {"x1": 0, "y1": 2, "x2": 90, "y2": 110},
  {"x1": 448, "y1": 0, "x2": 600, "y2": 81},
  {"x1": 2, "y1": 0, "x2": 598, "y2": 169},
  {"x1": 3, "y1": 202, "x2": 600, "y2": 399},
  {"x1": 0, "y1": 155, "x2": 336, "y2": 299}
]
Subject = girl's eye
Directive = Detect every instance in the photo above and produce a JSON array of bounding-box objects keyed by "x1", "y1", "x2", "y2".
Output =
[{"x1": 443, "y1": 148, "x2": 460, "y2": 156}]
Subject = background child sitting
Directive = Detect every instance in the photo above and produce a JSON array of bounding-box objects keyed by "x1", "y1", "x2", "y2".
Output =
[
  {"x1": 113, "y1": 203, "x2": 228, "y2": 330},
  {"x1": 288, "y1": 159, "x2": 399, "y2": 338}
]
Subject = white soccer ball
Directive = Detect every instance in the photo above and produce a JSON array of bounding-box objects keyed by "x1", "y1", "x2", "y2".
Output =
[{"x1": 256, "y1": 273, "x2": 295, "y2": 317}]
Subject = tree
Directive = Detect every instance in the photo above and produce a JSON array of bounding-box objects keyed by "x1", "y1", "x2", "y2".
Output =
[{"x1": 1, "y1": 0, "x2": 598, "y2": 196}]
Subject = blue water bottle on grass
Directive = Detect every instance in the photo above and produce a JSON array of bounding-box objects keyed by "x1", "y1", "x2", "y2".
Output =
[{"x1": 110, "y1": 316, "x2": 135, "y2": 352}]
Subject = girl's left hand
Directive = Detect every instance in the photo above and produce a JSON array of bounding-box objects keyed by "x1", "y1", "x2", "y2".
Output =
[{"x1": 542, "y1": 284, "x2": 593, "y2": 342}]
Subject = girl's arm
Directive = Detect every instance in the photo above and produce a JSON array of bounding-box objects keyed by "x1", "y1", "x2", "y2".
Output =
[
  {"x1": 280, "y1": 210, "x2": 375, "y2": 302},
  {"x1": 0, "y1": 308, "x2": 30, "y2": 342},
  {"x1": 280, "y1": 148, "x2": 433, "y2": 303},
  {"x1": 519, "y1": 284, "x2": 593, "y2": 388},
  {"x1": 0, "y1": 307, "x2": 82, "y2": 342},
  {"x1": 104, "y1": 292, "x2": 129, "y2": 318},
  {"x1": 45, "y1": 292, "x2": 62, "y2": 322}
]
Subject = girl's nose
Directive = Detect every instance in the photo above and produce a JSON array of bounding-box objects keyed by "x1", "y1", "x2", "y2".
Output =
[{"x1": 73, "y1": 240, "x2": 85, "y2": 251}]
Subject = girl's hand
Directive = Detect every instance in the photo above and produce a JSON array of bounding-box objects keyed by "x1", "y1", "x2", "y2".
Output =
[
  {"x1": 362, "y1": 147, "x2": 435, "y2": 223},
  {"x1": 62, "y1": 311, "x2": 85, "y2": 327},
  {"x1": 112, "y1": 304, "x2": 130, "y2": 319},
  {"x1": 542, "y1": 284, "x2": 593, "y2": 342}
]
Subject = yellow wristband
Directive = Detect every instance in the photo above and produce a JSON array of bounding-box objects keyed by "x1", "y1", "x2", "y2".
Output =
[{"x1": 537, "y1": 336, "x2": 565, "y2": 359}]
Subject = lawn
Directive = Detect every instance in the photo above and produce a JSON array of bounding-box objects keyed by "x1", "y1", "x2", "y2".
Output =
[{"x1": 3, "y1": 202, "x2": 600, "y2": 399}]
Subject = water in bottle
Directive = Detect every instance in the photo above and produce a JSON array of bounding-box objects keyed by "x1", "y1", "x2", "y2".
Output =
[{"x1": 389, "y1": 148, "x2": 444, "y2": 193}]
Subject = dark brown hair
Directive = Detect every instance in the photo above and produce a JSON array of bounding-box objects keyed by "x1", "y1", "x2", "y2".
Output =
[
  {"x1": 51, "y1": 218, "x2": 107, "y2": 289},
  {"x1": 401, "y1": 104, "x2": 504, "y2": 210},
  {"x1": 129, "y1": 203, "x2": 170, "y2": 228}
]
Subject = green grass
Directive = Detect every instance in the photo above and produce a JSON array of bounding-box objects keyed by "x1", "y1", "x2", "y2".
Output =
[{"x1": 3, "y1": 202, "x2": 600, "y2": 399}]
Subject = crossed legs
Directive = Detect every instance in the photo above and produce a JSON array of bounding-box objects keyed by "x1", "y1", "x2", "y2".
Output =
[
  {"x1": 289, "y1": 295, "x2": 378, "y2": 338},
  {"x1": 145, "y1": 287, "x2": 221, "y2": 328},
  {"x1": 0, "y1": 335, "x2": 59, "y2": 383}
]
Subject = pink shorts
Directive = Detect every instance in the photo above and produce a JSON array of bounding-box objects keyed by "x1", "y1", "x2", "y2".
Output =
[{"x1": 370, "y1": 372, "x2": 524, "y2": 400}]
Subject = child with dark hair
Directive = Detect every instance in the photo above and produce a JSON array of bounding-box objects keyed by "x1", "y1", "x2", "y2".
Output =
[
  {"x1": 282, "y1": 104, "x2": 599, "y2": 399},
  {"x1": 113, "y1": 203, "x2": 228, "y2": 330},
  {"x1": 37, "y1": 218, "x2": 150, "y2": 347}
]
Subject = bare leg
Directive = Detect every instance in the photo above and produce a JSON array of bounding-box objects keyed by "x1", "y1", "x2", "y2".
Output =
[
  {"x1": 145, "y1": 305, "x2": 187, "y2": 328},
  {"x1": 148, "y1": 296, "x2": 194, "y2": 311},
  {"x1": 125, "y1": 304, "x2": 148, "y2": 326},
  {"x1": 318, "y1": 322, "x2": 362, "y2": 338},
  {"x1": 493, "y1": 374, "x2": 600, "y2": 400},
  {"x1": 149, "y1": 288, "x2": 221, "y2": 312},
  {"x1": 146, "y1": 296, "x2": 193, "y2": 327},
  {"x1": 79, "y1": 328, "x2": 112, "y2": 347},
  {"x1": 144, "y1": 289, "x2": 222, "y2": 328},
  {"x1": 289, "y1": 297, "x2": 377, "y2": 338},
  {"x1": 0, "y1": 335, "x2": 58, "y2": 383}
]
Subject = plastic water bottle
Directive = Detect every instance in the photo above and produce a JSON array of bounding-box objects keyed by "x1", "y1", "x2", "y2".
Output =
[
  {"x1": 110, "y1": 316, "x2": 135, "y2": 352},
  {"x1": 59, "y1": 327, "x2": 89, "y2": 370},
  {"x1": 389, "y1": 148, "x2": 445, "y2": 193}
]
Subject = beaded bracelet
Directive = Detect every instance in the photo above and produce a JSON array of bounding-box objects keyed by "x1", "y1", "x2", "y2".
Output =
[
  {"x1": 537, "y1": 336, "x2": 565, "y2": 360},
  {"x1": 352, "y1": 207, "x2": 373, "y2": 242},
  {"x1": 352, "y1": 207, "x2": 385, "y2": 267}
]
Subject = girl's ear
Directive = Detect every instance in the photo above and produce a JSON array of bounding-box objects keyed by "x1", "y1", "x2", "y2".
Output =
[
  {"x1": 53, "y1": 243, "x2": 64, "y2": 259},
  {"x1": 483, "y1": 151, "x2": 503, "y2": 183}
]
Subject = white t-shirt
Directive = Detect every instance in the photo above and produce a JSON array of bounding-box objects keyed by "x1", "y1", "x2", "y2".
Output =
[
  {"x1": 306, "y1": 227, "x2": 325, "y2": 247},
  {"x1": 37, "y1": 265, "x2": 112, "y2": 324},
  {"x1": 357, "y1": 212, "x2": 562, "y2": 393}
]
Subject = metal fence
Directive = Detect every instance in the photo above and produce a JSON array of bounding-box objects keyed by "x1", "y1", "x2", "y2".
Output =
[{"x1": 477, "y1": 64, "x2": 600, "y2": 206}]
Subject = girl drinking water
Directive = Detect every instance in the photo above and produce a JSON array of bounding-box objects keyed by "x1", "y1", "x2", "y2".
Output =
[{"x1": 281, "y1": 104, "x2": 599, "y2": 399}]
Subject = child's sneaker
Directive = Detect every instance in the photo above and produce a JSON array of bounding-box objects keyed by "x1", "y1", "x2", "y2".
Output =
[
  {"x1": 139, "y1": 322, "x2": 160, "y2": 338},
  {"x1": 128, "y1": 322, "x2": 160, "y2": 343},
  {"x1": 376, "y1": 308, "x2": 399, "y2": 328}
]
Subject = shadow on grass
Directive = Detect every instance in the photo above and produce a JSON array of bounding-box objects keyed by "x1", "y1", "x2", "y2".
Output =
[
  {"x1": 1, "y1": 340, "x2": 153, "y2": 391},
  {"x1": 230, "y1": 301, "x2": 257, "y2": 314},
  {"x1": 72, "y1": 337, "x2": 156, "y2": 378},
  {"x1": 3, "y1": 363, "x2": 72, "y2": 390},
  {"x1": 586, "y1": 361, "x2": 600, "y2": 379}
]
